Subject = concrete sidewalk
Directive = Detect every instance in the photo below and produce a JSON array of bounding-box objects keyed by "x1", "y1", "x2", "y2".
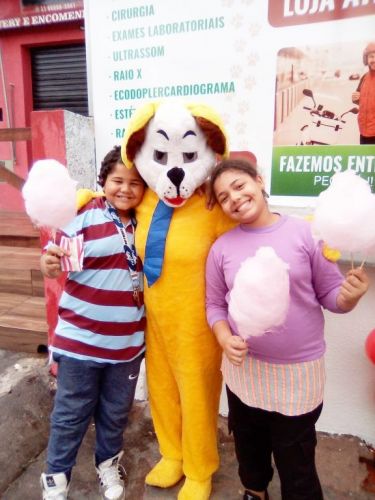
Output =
[{"x1": 1, "y1": 350, "x2": 374, "y2": 499}]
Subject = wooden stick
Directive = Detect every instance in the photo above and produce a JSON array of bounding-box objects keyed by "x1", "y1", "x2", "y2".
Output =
[{"x1": 360, "y1": 254, "x2": 367, "y2": 269}]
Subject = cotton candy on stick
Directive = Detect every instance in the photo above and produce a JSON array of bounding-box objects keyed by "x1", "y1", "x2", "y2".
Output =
[
  {"x1": 312, "y1": 170, "x2": 375, "y2": 260},
  {"x1": 229, "y1": 247, "x2": 290, "y2": 340},
  {"x1": 22, "y1": 160, "x2": 77, "y2": 231}
]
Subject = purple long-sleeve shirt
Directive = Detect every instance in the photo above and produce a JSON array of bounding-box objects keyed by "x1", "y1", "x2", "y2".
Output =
[{"x1": 206, "y1": 215, "x2": 345, "y2": 364}]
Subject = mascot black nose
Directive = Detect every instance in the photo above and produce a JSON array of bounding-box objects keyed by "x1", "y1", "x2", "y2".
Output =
[{"x1": 167, "y1": 167, "x2": 185, "y2": 188}]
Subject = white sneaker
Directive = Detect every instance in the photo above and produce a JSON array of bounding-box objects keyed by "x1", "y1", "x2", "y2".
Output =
[
  {"x1": 40, "y1": 472, "x2": 69, "y2": 500},
  {"x1": 96, "y1": 451, "x2": 126, "y2": 500}
]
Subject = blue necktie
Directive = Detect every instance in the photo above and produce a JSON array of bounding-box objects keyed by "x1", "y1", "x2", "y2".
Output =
[{"x1": 143, "y1": 200, "x2": 174, "y2": 287}]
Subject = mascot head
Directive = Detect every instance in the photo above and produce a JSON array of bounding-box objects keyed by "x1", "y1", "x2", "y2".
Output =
[{"x1": 121, "y1": 101, "x2": 229, "y2": 207}]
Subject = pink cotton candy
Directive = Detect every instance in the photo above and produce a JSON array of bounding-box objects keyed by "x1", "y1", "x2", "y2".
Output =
[
  {"x1": 229, "y1": 247, "x2": 290, "y2": 340},
  {"x1": 312, "y1": 170, "x2": 375, "y2": 254},
  {"x1": 22, "y1": 160, "x2": 77, "y2": 230}
]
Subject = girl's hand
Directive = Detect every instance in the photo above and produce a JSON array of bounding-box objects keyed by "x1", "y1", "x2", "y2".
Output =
[
  {"x1": 337, "y1": 267, "x2": 370, "y2": 312},
  {"x1": 40, "y1": 245, "x2": 69, "y2": 279},
  {"x1": 222, "y1": 335, "x2": 248, "y2": 366},
  {"x1": 352, "y1": 91, "x2": 360, "y2": 104}
]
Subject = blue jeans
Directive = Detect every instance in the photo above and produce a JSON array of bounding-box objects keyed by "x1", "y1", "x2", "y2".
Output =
[{"x1": 47, "y1": 353, "x2": 143, "y2": 476}]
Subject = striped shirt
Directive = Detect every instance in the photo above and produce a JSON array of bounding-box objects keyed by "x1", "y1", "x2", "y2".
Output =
[
  {"x1": 51, "y1": 198, "x2": 145, "y2": 363},
  {"x1": 222, "y1": 355, "x2": 325, "y2": 416}
]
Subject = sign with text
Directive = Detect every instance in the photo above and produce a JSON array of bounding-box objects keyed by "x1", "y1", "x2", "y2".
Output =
[
  {"x1": 84, "y1": 0, "x2": 375, "y2": 206},
  {"x1": 271, "y1": 145, "x2": 375, "y2": 196},
  {"x1": 0, "y1": 0, "x2": 83, "y2": 30},
  {"x1": 269, "y1": 0, "x2": 375, "y2": 26}
]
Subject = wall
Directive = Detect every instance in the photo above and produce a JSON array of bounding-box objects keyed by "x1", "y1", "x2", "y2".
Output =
[
  {"x1": 32, "y1": 109, "x2": 96, "y2": 190},
  {"x1": 83, "y1": 2, "x2": 375, "y2": 446},
  {"x1": 320, "y1": 263, "x2": 375, "y2": 446},
  {"x1": 0, "y1": 4, "x2": 84, "y2": 211}
]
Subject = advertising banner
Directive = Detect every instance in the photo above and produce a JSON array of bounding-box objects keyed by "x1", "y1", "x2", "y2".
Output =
[{"x1": 84, "y1": 0, "x2": 375, "y2": 207}]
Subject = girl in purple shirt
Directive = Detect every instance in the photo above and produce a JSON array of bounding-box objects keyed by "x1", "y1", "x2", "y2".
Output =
[{"x1": 205, "y1": 158, "x2": 369, "y2": 500}]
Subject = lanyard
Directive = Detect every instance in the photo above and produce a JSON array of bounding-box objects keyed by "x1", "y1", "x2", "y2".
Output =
[{"x1": 106, "y1": 202, "x2": 142, "y2": 309}]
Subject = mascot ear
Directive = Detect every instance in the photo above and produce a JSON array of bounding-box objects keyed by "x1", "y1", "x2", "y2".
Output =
[
  {"x1": 125, "y1": 128, "x2": 146, "y2": 168},
  {"x1": 195, "y1": 117, "x2": 227, "y2": 158},
  {"x1": 187, "y1": 102, "x2": 229, "y2": 159},
  {"x1": 121, "y1": 101, "x2": 160, "y2": 169}
]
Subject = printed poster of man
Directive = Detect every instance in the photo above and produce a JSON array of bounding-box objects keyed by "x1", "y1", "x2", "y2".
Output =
[{"x1": 271, "y1": 40, "x2": 375, "y2": 198}]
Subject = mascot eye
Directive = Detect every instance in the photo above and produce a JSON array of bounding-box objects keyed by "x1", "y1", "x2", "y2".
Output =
[
  {"x1": 183, "y1": 152, "x2": 197, "y2": 163},
  {"x1": 154, "y1": 150, "x2": 168, "y2": 165}
]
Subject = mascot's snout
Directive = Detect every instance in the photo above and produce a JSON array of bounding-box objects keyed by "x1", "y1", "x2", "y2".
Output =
[{"x1": 167, "y1": 167, "x2": 185, "y2": 191}]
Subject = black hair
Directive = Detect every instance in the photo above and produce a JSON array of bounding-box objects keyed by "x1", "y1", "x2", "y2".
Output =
[
  {"x1": 98, "y1": 145, "x2": 123, "y2": 187},
  {"x1": 209, "y1": 157, "x2": 268, "y2": 202},
  {"x1": 98, "y1": 145, "x2": 147, "y2": 189}
]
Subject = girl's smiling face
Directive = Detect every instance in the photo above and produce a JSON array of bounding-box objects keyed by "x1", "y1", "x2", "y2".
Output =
[
  {"x1": 213, "y1": 169, "x2": 270, "y2": 227},
  {"x1": 103, "y1": 162, "x2": 145, "y2": 220}
]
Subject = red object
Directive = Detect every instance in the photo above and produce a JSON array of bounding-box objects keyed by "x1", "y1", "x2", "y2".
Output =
[
  {"x1": 0, "y1": 10, "x2": 84, "y2": 211},
  {"x1": 365, "y1": 329, "x2": 375, "y2": 364},
  {"x1": 32, "y1": 112, "x2": 69, "y2": 347},
  {"x1": 230, "y1": 150, "x2": 257, "y2": 165}
]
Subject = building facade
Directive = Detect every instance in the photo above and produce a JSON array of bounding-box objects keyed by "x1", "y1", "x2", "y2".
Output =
[{"x1": 0, "y1": 0, "x2": 86, "y2": 211}]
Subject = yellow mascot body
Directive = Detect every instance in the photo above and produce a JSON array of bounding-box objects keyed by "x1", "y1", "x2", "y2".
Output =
[{"x1": 122, "y1": 101, "x2": 234, "y2": 499}]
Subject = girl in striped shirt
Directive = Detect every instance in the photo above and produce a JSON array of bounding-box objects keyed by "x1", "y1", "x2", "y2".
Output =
[{"x1": 205, "y1": 158, "x2": 369, "y2": 500}]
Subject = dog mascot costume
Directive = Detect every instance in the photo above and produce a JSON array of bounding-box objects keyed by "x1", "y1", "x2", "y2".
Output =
[{"x1": 121, "y1": 101, "x2": 233, "y2": 499}]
